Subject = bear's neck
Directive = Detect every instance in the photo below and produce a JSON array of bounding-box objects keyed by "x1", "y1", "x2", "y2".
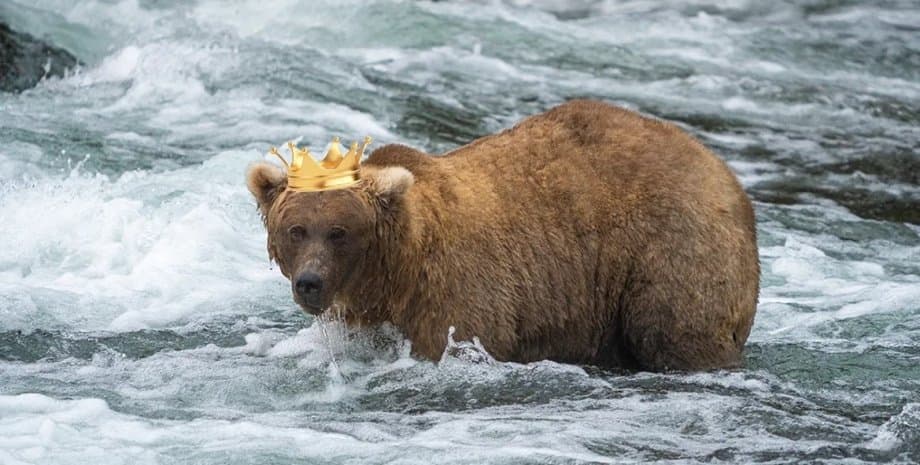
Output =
[{"x1": 351, "y1": 164, "x2": 468, "y2": 330}]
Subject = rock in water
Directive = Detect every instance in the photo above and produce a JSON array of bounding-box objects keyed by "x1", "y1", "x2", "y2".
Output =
[{"x1": 0, "y1": 22, "x2": 78, "y2": 92}]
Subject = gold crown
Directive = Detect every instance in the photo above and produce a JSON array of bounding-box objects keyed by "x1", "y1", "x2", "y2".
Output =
[{"x1": 269, "y1": 136, "x2": 372, "y2": 192}]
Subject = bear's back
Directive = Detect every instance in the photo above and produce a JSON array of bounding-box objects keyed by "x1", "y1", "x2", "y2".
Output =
[{"x1": 427, "y1": 99, "x2": 755, "y2": 247}]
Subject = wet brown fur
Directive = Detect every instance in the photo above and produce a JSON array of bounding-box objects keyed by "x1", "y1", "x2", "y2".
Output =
[{"x1": 247, "y1": 100, "x2": 759, "y2": 371}]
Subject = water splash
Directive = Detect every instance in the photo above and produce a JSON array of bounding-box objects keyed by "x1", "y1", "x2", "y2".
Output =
[
  {"x1": 440, "y1": 325, "x2": 497, "y2": 365},
  {"x1": 316, "y1": 304, "x2": 352, "y2": 383}
]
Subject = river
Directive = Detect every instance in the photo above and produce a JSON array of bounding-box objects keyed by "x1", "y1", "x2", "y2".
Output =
[{"x1": 1, "y1": 1, "x2": 918, "y2": 463}]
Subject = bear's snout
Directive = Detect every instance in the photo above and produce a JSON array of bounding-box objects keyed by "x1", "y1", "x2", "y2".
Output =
[{"x1": 294, "y1": 271, "x2": 323, "y2": 311}]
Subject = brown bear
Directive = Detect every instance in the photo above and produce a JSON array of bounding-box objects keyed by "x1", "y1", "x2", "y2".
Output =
[{"x1": 246, "y1": 100, "x2": 759, "y2": 371}]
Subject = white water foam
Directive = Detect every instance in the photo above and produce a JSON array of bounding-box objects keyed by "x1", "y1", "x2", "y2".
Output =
[
  {"x1": 867, "y1": 403, "x2": 920, "y2": 454},
  {"x1": 0, "y1": 149, "x2": 283, "y2": 331}
]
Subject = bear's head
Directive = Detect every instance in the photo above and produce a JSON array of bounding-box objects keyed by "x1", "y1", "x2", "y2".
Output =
[{"x1": 246, "y1": 160, "x2": 414, "y2": 316}]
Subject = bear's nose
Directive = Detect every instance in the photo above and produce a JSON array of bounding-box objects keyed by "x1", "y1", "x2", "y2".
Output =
[{"x1": 295, "y1": 272, "x2": 323, "y2": 307}]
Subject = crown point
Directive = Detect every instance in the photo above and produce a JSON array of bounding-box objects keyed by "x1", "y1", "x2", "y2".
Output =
[
  {"x1": 359, "y1": 136, "x2": 373, "y2": 155},
  {"x1": 268, "y1": 146, "x2": 289, "y2": 168},
  {"x1": 323, "y1": 136, "x2": 346, "y2": 168}
]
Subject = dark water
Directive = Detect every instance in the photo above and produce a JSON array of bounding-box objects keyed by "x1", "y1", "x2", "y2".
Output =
[{"x1": 1, "y1": 1, "x2": 918, "y2": 463}]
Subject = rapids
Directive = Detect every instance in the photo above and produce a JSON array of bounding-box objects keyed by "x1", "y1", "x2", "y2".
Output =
[{"x1": 1, "y1": 1, "x2": 918, "y2": 463}]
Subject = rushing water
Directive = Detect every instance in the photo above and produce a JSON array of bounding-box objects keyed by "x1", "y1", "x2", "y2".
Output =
[{"x1": 1, "y1": 1, "x2": 919, "y2": 463}]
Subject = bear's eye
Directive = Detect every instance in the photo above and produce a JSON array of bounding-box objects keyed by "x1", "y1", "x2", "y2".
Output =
[
  {"x1": 328, "y1": 226, "x2": 347, "y2": 243},
  {"x1": 288, "y1": 225, "x2": 306, "y2": 242}
]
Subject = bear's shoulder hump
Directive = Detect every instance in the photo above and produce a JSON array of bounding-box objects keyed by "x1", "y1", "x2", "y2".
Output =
[{"x1": 366, "y1": 144, "x2": 433, "y2": 173}]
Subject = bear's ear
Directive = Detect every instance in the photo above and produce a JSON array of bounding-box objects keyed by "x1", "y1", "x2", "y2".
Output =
[
  {"x1": 246, "y1": 161, "x2": 287, "y2": 219},
  {"x1": 363, "y1": 166, "x2": 415, "y2": 208}
]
